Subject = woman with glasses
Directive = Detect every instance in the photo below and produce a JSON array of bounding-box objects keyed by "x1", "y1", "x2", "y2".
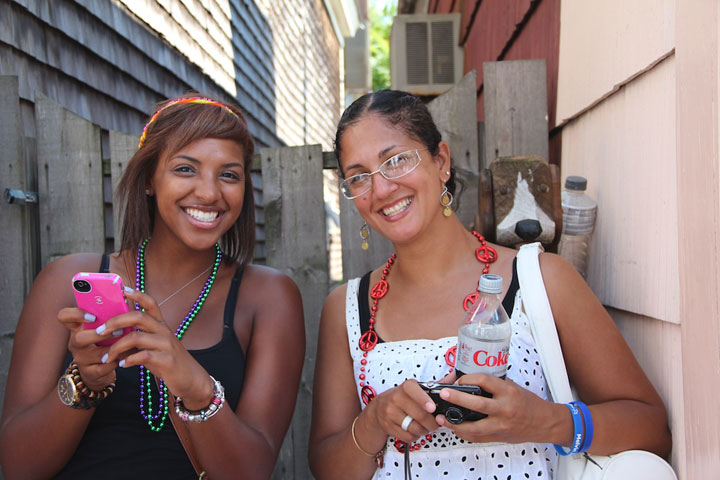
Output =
[{"x1": 308, "y1": 90, "x2": 670, "y2": 479}]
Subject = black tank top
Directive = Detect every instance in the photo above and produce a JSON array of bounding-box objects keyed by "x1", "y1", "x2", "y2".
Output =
[
  {"x1": 54, "y1": 255, "x2": 247, "y2": 479},
  {"x1": 358, "y1": 257, "x2": 520, "y2": 342}
]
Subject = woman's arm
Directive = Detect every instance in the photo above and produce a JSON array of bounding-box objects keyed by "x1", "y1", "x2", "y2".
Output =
[
  {"x1": 187, "y1": 266, "x2": 306, "y2": 479},
  {"x1": 541, "y1": 252, "x2": 671, "y2": 456},
  {"x1": 0, "y1": 254, "x2": 111, "y2": 479},
  {"x1": 308, "y1": 285, "x2": 438, "y2": 480},
  {"x1": 437, "y1": 253, "x2": 671, "y2": 457}
]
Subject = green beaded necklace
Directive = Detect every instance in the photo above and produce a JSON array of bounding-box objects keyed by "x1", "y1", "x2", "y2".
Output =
[{"x1": 134, "y1": 238, "x2": 223, "y2": 431}]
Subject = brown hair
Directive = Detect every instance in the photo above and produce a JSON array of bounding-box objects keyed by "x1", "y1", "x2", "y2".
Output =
[{"x1": 116, "y1": 93, "x2": 256, "y2": 265}]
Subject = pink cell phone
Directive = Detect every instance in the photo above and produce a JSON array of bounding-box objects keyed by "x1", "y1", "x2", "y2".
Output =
[{"x1": 72, "y1": 272, "x2": 132, "y2": 346}]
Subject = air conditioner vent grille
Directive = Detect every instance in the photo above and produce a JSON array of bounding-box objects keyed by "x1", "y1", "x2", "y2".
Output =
[
  {"x1": 391, "y1": 13, "x2": 463, "y2": 95},
  {"x1": 405, "y1": 22, "x2": 429, "y2": 85},
  {"x1": 431, "y1": 21, "x2": 454, "y2": 84}
]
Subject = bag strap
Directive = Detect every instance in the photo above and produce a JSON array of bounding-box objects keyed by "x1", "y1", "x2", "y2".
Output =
[
  {"x1": 516, "y1": 242, "x2": 574, "y2": 404},
  {"x1": 157, "y1": 378, "x2": 208, "y2": 479}
]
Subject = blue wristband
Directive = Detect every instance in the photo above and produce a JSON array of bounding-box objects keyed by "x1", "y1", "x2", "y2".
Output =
[
  {"x1": 554, "y1": 402, "x2": 583, "y2": 456},
  {"x1": 571, "y1": 401, "x2": 594, "y2": 453}
]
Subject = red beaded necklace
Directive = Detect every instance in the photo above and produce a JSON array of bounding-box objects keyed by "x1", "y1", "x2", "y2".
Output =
[{"x1": 357, "y1": 232, "x2": 497, "y2": 453}]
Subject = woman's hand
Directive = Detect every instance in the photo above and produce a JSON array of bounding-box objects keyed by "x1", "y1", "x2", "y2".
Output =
[
  {"x1": 56, "y1": 307, "x2": 117, "y2": 392},
  {"x1": 364, "y1": 379, "x2": 440, "y2": 445},
  {"x1": 435, "y1": 373, "x2": 567, "y2": 445},
  {"x1": 94, "y1": 288, "x2": 214, "y2": 409}
]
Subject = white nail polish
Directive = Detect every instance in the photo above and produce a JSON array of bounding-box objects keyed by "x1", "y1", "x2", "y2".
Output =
[
  {"x1": 119, "y1": 359, "x2": 126, "y2": 368},
  {"x1": 124, "y1": 286, "x2": 134, "y2": 293},
  {"x1": 96, "y1": 324, "x2": 106, "y2": 334},
  {"x1": 83, "y1": 313, "x2": 96, "y2": 322},
  {"x1": 101, "y1": 353, "x2": 109, "y2": 364},
  {"x1": 112, "y1": 329, "x2": 124, "y2": 337}
]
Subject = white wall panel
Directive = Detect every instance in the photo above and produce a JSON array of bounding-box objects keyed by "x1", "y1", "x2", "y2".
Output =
[
  {"x1": 557, "y1": 0, "x2": 675, "y2": 123},
  {"x1": 561, "y1": 57, "x2": 678, "y2": 323},
  {"x1": 611, "y1": 308, "x2": 685, "y2": 477}
]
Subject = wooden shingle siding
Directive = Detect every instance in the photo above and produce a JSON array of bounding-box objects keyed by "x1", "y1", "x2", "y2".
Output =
[{"x1": 258, "y1": 0, "x2": 342, "y2": 150}]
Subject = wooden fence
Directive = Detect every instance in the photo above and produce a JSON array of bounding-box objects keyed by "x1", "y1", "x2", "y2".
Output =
[{"x1": 0, "y1": 65, "x2": 546, "y2": 478}]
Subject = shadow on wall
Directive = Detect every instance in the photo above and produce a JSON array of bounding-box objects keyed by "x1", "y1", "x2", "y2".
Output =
[
  {"x1": 229, "y1": 1, "x2": 278, "y2": 148},
  {"x1": 228, "y1": 1, "x2": 278, "y2": 263}
]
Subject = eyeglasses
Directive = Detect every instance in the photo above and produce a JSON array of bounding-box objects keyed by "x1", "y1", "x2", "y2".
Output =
[{"x1": 341, "y1": 149, "x2": 424, "y2": 199}]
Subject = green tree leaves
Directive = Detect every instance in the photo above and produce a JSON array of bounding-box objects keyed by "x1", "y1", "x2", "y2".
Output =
[{"x1": 369, "y1": 1, "x2": 397, "y2": 90}]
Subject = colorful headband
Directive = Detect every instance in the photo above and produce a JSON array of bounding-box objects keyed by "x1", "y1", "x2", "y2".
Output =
[{"x1": 137, "y1": 97, "x2": 239, "y2": 148}]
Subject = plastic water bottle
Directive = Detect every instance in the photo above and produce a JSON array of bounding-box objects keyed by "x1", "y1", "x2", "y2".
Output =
[
  {"x1": 558, "y1": 176, "x2": 598, "y2": 279},
  {"x1": 456, "y1": 274, "x2": 511, "y2": 380}
]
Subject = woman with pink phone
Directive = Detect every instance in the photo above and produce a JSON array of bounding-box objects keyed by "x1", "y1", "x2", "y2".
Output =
[{"x1": 0, "y1": 95, "x2": 305, "y2": 479}]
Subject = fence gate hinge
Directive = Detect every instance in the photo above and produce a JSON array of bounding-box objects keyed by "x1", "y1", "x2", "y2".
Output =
[{"x1": 4, "y1": 188, "x2": 38, "y2": 205}]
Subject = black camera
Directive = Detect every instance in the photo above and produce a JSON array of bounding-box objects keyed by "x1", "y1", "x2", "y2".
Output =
[{"x1": 418, "y1": 382, "x2": 489, "y2": 424}]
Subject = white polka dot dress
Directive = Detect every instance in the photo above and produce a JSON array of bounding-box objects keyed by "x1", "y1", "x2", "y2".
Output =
[{"x1": 346, "y1": 278, "x2": 558, "y2": 480}]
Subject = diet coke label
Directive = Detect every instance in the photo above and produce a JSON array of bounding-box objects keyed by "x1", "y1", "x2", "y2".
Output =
[{"x1": 456, "y1": 336, "x2": 510, "y2": 378}]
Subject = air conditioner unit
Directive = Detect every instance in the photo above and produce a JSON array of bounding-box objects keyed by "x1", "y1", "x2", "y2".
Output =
[{"x1": 390, "y1": 13, "x2": 463, "y2": 96}]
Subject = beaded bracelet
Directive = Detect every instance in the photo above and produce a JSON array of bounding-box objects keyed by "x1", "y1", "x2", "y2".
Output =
[
  {"x1": 571, "y1": 401, "x2": 594, "y2": 453},
  {"x1": 174, "y1": 376, "x2": 225, "y2": 423},
  {"x1": 58, "y1": 361, "x2": 116, "y2": 410},
  {"x1": 554, "y1": 402, "x2": 584, "y2": 456}
]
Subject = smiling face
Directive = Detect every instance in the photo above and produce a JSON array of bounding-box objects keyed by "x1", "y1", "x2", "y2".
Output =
[
  {"x1": 339, "y1": 114, "x2": 451, "y2": 245},
  {"x1": 148, "y1": 137, "x2": 246, "y2": 251}
]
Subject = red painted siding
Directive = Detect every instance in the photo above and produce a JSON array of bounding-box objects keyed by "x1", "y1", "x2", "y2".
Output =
[{"x1": 434, "y1": 0, "x2": 561, "y2": 164}]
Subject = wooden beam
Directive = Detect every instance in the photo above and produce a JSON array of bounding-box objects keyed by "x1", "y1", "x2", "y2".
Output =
[
  {"x1": 35, "y1": 92, "x2": 104, "y2": 265},
  {"x1": 263, "y1": 145, "x2": 328, "y2": 479}
]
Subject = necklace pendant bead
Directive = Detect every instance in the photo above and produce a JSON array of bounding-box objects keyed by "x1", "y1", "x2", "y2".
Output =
[
  {"x1": 475, "y1": 245, "x2": 498, "y2": 264},
  {"x1": 360, "y1": 385, "x2": 376, "y2": 405},
  {"x1": 463, "y1": 292, "x2": 479, "y2": 311},
  {"x1": 370, "y1": 280, "x2": 389, "y2": 299},
  {"x1": 359, "y1": 330, "x2": 379, "y2": 351},
  {"x1": 444, "y1": 345, "x2": 457, "y2": 367}
]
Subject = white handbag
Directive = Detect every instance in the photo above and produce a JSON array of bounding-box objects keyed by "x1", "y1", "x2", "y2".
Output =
[{"x1": 516, "y1": 243, "x2": 678, "y2": 480}]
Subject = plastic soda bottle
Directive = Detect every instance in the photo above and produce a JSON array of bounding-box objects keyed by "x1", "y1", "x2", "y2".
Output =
[
  {"x1": 558, "y1": 176, "x2": 598, "y2": 278},
  {"x1": 456, "y1": 274, "x2": 511, "y2": 380}
]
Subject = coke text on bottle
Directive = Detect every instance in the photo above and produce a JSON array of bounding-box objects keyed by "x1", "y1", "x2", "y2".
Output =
[{"x1": 456, "y1": 274, "x2": 511, "y2": 379}]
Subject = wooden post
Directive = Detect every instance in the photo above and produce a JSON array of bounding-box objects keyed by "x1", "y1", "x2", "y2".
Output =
[
  {"x1": 339, "y1": 194, "x2": 394, "y2": 281},
  {"x1": 427, "y1": 70, "x2": 480, "y2": 229},
  {"x1": 263, "y1": 145, "x2": 328, "y2": 480},
  {"x1": 483, "y1": 59, "x2": 549, "y2": 166},
  {"x1": 0, "y1": 76, "x2": 28, "y2": 415},
  {"x1": 35, "y1": 93, "x2": 104, "y2": 265},
  {"x1": 109, "y1": 131, "x2": 139, "y2": 251}
]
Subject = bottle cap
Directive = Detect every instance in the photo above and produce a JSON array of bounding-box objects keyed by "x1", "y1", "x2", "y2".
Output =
[
  {"x1": 477, "y1": 274, "x2": 503, "y2": 294},
  {"x1": 565, "y1": 176, "x2": 587, "y2": 191}
]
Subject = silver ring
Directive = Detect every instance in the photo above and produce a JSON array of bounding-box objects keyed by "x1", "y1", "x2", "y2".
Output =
[{"x1": 401, "y1": 415, "x2": 414, "y2": 431}]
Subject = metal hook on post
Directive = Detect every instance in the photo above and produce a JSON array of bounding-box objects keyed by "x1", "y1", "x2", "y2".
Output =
[{"x1": 4, "y1": 188, "x2": 38, "y2": 205}]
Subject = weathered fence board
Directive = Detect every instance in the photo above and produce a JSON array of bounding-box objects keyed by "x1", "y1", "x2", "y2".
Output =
[
  {"x1": 427, "y1": 70, "x2": 480, "y2": 229},
  {"x1": 263, "y1": 145, "x2": 328, "y2": 480},
  {"x1": 339, "y1": 196, "x2": 394, "y2": 281},
  {"x1": 484, "y1": 59, "x2": 549, "y2": 165},
  {"x1": 35, "y1": 92, "x2": 104, "y2": 266},
  {"x1": 0, "y1": 76, "x2": 28, "y2": 415},
  {"x1": 109, "y1": 130, "x2": 139, "y2": 251}
]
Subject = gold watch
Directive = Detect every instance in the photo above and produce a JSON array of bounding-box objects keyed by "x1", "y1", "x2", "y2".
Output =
[
  {"x1": 57, "y1": 373, "x2": 83, "y2": 408},
  {"x1": 57, "y1": 362, "x2": 115, "y2": 409}
]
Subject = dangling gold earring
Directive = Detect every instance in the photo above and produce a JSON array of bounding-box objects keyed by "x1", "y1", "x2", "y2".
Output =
[
  {"x1": 440, "y1": 186, "x2": 453, "y2": 217},
  {"x1": 360, "y1": 223, "x2": 370, "y2": 250}
]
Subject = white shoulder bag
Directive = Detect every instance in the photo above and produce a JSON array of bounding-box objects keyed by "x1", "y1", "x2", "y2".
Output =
[{"x1": 516, "y1": 242, "x2": 677, "y2": 480}]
